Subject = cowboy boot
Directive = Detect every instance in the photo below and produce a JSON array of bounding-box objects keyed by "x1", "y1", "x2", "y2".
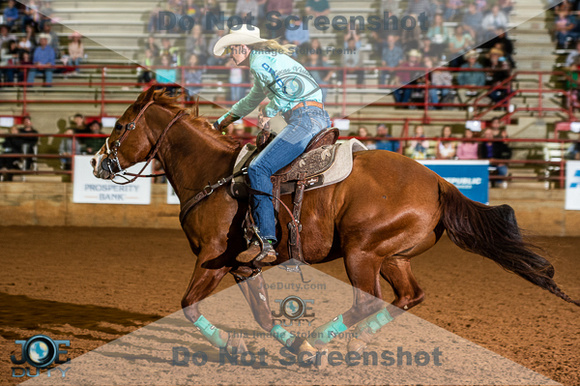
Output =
[{"x1": 236, "y1": 236, "x2": 277, "y2": 264}]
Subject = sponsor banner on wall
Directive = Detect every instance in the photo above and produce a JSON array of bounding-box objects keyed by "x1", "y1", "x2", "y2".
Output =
[
  {"x1": 167, "y1": 183, "x2": 180, "y2": 204},
  {"x1": 73, "y1": 155, "x2": 152, "y2": 204},
  {"x1": 419, "y1": 160, "x2": 490, "y2": 204},
  {"x1": 565, "y1": 160, "x2": 580, "y2": 210}
]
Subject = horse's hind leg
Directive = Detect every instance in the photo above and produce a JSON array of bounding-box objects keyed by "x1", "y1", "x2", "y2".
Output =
[
  {"x1": 308, "y1": 252, "x2": 387, "y2": 348},
  {"x1": 380, "y1": 258, "x2": 425, "y2": 310}
]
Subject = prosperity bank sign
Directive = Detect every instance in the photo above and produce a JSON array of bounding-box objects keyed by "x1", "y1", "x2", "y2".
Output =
[
  {"x1": 73, "y1": 155, "x2": 151, "y2": 204},
  {"x1": 565, "y1": 160, "x2": 580, "y2": 210}
]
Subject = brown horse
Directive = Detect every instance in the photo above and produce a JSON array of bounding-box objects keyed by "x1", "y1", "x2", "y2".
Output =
[{"x1": 92, "y1": 88, "x2": 578, "y2": 357}]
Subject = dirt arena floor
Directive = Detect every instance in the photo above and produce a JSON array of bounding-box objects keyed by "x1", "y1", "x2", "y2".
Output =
[{"x1": 0, "y1": 226, "x2": 578, "y2": 385}]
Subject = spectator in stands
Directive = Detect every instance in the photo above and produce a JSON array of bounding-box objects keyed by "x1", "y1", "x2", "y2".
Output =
[
  {"x1": 343, "y1": 34, "x2": 364, "y2": 86},
  {"x1": 458, "y1": 50, "x2": 485, "y2": 101},
  {"x1": 483, "y1": 27, "x2": 515, "y2": 67},
  {"x1": 462, "y1": 2, "x2": 484, "y2": 44},
  {"x1": 443, "y1": 0, "x2": 463, "y2": 21},
  {"x1": 498, "y1": 0, "x2": 513, "y2": 18},
  {"x1": 304, "y1": 51, "x2": 333, "y2": 102},
  {"x1": 285, "y1": 14, "x2": 310, "y2": 54},
  {"x1": 59, "y1": 128, "x2": 80, "y2": 170},
  {"x1": 185, "y1": 25, "x2": 206, "y2": 65},
  {"x1": 419, "y1": 35, "x2": 437, "y2": 60},
  {"x1": 407, "y1": 125, "x2": 430, "y2": 159},
  {"x1": 184, "y1": 53, "x2": 204, "y2": 100},
  {"x1": 226, "y1": 57, "x2": 244, "y2": 102},
  {"x1": 162, "y1": 37, "x2": 181, "y2": 66},
  {"x1": 265, "y1": 0, "x2": 293, "y2": 38},
  {"x1": 374, "y1": 123, "x2": 400, "y2": 152},
  {"x1": 144, "y1": 35, "x2": 160, "y2": 58},
  {"x1": 405, "y1": 0, "x2": 434, "y2": 19},
  {"x1": 448, "y1": 25, "x2": 474, "y2": 68},
  {"x1": 200, "y1": 0, "x2": 223, "y2": 31},
  {"x1": 357, "y1": 126, "x2": 375, "y2": 148},
  {"x1": 489, "y1": 117, "x2": 502, "y2": 138},
  {"x1": 380, "y1": 34, "x2": 403, "y2": 87},
  {"x1": 427, "y1": 13, "x2": 448, "y2": 57},
  {"x1": 428, "y1": 58, "x2": 453, "y2": 109},
  {"x1": 183, "y1": 0, "x2": 202, "y2": 26},
  {"x1": 3, "y1": 0, "x2": 20, "y2": 30},
  {"x1": 485, "y1": 48, "x2": 511, "y2": 108},
  {"x1": 155, "y1": 54, "x2": 178, "y2": 95},
  {"x1": 138, "y1": 49, "x2": 154, "y2": 84},
  {"x1": 394, "y1": 49, "x2": 423, "y2": 107},
  {"x1": 19, "y1": 24, "x2": 37, "y2": 54},
  {"x1": 206, "y1": 28, "x2": 228, "y2": 73},
  {"x1": 565, "y1": 39, "x2": 580, "y2": 67},
  {"x1": 18, "y1": 115, "x2": 38, "y2": 170},
  {"x1": 481, "y1": 5, "x2": 508, "y2": 42},
  {"x1": 305, "y1": 0, "x2": 330, "y2": 17},
  {"x1": 83, "y1": 120, "x2": 104, "y2": 155},
  {"x1": 236, "y1": 0, "x2": 259, "y2": 19},
  {"x1": 0, "y1": 39, "x2": 19, "y2": 86},
  {"x1": 456, "y1": 128, "x2": 479, "y2": 160},
  {"x1": 0, "y1": 24, "x2": 16, "y2": 48},
  {"x1": 478, "y1": 127, "x2": 511, "y2": 188},
  {"x1": 41, "y1": 22, "x2": 60, "y2": 58},
  {"x1": 69, "y1": 113, "x2": 87, "y2": 134},
  {"x1": 27, "y1": 33, "x2": 55, "y2": 87},
  {"x1": 475, "y1": 0, "x2": 488, "y2": 13},
  {"x1": 67, "y1": 31, "x2": 84, "y2": 73},
  {"x1": 0, "y1": 125, "x2": 23, "y2": 180},
  {"x1": 554, "y1": 9, "x2": 579, "y2": 49},
  {"x1": 436, "y1": 125, "x2": 456, "y2": 159},
  {"x1": 18, "y1": 50, "x2": 32, "y2": 82}
]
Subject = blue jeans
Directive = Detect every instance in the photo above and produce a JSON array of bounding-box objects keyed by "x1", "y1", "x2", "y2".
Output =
[
  {"x1": 247, "y1": 104, "x2": 331, "y2": 241},
  {"x1": 27, "y1": 68, "x2": 53, "y2": 85}
]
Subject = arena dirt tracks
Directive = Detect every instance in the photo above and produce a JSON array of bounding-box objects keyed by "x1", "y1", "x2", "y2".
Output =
[{"x1": 0, "y1": 226, "x2": 578, "y2": 385}]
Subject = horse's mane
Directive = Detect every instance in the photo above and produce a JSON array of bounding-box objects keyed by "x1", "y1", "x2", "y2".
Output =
[{"x1": 132, "y1": 87, "x2": 240, "y2": 151}]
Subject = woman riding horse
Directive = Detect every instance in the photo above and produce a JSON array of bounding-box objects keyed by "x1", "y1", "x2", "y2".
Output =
[{"x1": 212, "y1": 24, "x2": 331, "y2": 265}]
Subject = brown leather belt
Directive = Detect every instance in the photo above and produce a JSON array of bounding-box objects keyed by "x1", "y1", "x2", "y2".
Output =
[{"x1": 292, "y1": 101, "x2": 324, "y2": 111}]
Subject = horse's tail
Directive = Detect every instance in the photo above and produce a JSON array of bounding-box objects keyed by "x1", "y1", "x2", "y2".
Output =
[{"x1": 437, "y1": 178, "x2": 579, "y2": 306}]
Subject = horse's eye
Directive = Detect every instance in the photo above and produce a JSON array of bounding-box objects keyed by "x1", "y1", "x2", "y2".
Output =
[{"x1": 114, "y1": 123, "x2": 123, "y2": 131}]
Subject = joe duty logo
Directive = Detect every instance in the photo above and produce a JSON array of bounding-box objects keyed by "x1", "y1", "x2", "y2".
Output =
[
  {"x1": 272, "y1": 295, "x2": 315, "y2": 327},
  {"x1": 10, "y1": 335, "x2": 70, "y2": 378}
]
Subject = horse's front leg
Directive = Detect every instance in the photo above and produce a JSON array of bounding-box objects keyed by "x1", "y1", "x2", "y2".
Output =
[
  {"x1": 233, "y1": 271, "x2": 319, "y2": 361},
  {"x1": 181, "y1": 256, "x2": 246, "y2": 353}
]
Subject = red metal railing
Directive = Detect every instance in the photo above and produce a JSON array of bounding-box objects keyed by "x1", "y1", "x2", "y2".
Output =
[
  {"x1": 0, "y1": 65, "x2": 577, "y2": 123},
  {"x1": 0, "y1": 133, "x2": 576, "y2": 187}
]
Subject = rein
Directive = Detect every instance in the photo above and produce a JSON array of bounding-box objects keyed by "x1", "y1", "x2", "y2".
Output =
[{"x1": 103, "y1": 100, "x2": 189, "y2": 185}]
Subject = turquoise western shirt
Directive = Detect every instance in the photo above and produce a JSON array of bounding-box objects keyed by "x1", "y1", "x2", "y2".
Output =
[{"x1": 218, "y1": 50, "x2": 323, "y2": 123}]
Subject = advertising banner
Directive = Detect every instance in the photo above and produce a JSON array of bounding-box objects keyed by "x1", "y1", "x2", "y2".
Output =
[{"x1": 73, "y1": 155, "x2": 152, "y2": 204}]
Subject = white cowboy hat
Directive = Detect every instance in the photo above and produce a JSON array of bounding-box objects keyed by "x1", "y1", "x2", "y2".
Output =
[
  {"x1": 38, "y1": 33, "x2": 52, "y2": 44},
  {"x1": 213, "y1": 24, "x2": 267, "y2": 56}
]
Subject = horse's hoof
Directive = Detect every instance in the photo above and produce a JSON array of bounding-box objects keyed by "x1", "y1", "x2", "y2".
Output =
[
  {"x1": 226, "y1": 333, "x2": 248, "y2": 354},
  {"x1": 296, "y1": 340, "x2": 318, "y2": 364},
  {"x1": 347, "y1": 337, "x2": 367, "y2": 354}
]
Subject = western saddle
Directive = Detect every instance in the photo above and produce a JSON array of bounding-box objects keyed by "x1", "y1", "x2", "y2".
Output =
[{"x1": 243, "y1": 127, "x2": 340, "y2": 265}]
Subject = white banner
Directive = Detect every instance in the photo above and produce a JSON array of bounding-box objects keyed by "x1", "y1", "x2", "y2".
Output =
[
  {"x1": 565, "y1": 160, "x2": 580, "y2": 210},
  {"x1": 73, "y1": 155, "x2": 152, "y2": 205},
  {"x1": 167, "y1": 182, "x2": 180, "y2": 204}
]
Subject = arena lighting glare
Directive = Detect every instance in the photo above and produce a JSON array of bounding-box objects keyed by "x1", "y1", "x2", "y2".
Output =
[
  {"x1": 570, "y1": 122, "x2": 580, "y2": 133},
  {"x1": 465, "y1": 120, "x2": 482, "y2": 132}
]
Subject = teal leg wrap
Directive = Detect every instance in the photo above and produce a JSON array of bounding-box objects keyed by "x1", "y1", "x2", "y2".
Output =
[
  {"x1": 354, "y1": 307, "x2": 393, "y2": 336},
  {"x1": 193, "y1": 315, "x2": 228, "y2": 348},
  {"x1": 309, "y1": 314, "x2": 348, "y2": 345},
  {"x1": 271, "y1": 325, "x2": 296, "y2": 348}
]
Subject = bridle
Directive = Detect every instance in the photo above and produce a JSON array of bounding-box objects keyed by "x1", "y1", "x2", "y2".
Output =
[{"x1": 101, "y1": 100, "x2": 188, "y2": 185}]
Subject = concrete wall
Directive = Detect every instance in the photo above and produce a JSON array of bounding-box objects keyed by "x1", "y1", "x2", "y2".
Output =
[{"x1": 1, "y1": 182, "x2": 579, "y2": 236}]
